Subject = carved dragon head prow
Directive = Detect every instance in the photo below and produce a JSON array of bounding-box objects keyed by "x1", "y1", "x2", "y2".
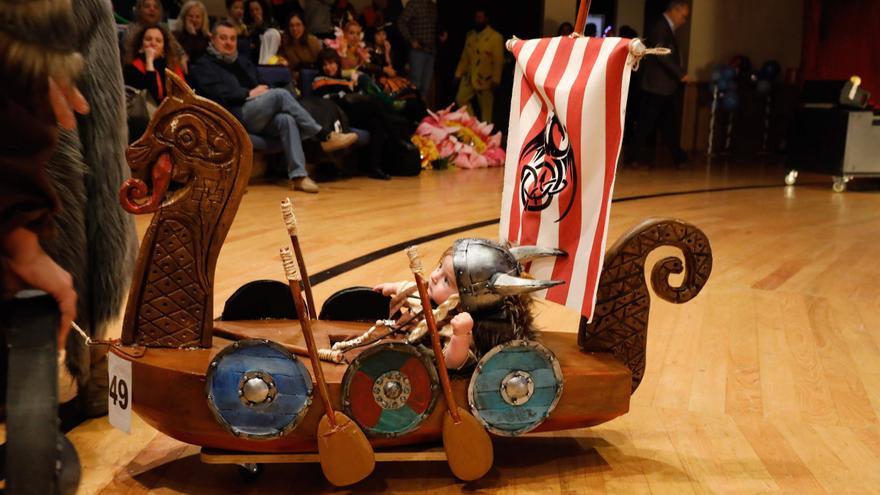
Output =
[{"x1": 120, "y1": 70, "x2": 253, "y2": 347}]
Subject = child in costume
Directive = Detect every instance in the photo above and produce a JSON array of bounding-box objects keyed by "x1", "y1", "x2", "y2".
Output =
[{"x1": 371, "y1": 239, "x2": 564, "y2": 369}]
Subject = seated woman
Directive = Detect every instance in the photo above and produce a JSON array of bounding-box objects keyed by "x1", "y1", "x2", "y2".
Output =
[
  {"x1": 123, "y1": 23, "x2": 185, "y2": 142},
  {"x1": 313, "y1": 48, "x2": 407, "y2": 180},
  {"x1": 282, "y1": 12, "x2": 323, "y2": 82},
  {"x1": 173, "y1": 0, "x2": 211, "y2": 64}
]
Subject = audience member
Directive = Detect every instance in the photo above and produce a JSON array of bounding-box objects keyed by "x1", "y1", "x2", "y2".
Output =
[
  {"x1": 557, "y1": 22, "x2": 574, "y2": 36},
  {"x1": 121, "y1": 0, "x2": 167, "y2": 60},
  {"x1": 359, "y1": 0, "x2": 387, "y2": 35},
  {"x1": 123, "y1": 24, "x2": 186, "y2": 104},
  {"x1": 365, "y1": 27, "x2": 396, "y2": 78},
  {"x1": 632, "y1": 0, "x2": 691, "y2": 167},
  {"x1": 189, "y1": 21, "x2": 358, "y2": 193},
  {"x1": 269, "y1": 0, "x2": 304, "y2": 30},
  {"x1": 397, "y1": 0, "x2": 436, "y2": 97},
  {"x1": 619, "y1": 25, "x2": 638, "y2": 39},
  {"x1": 173, "y1": 0, "x2": 211, "y2": 64},
  {"x1": 304, "y1": 0, "x2": 334, "y2": 39},
  {"x1": 123, "y1": 23, "x2": 186, "y2": 141},
  {"x1": 337, "y1": 20, "x2": 370, "y2": 71},
  {"x1": 135, "y1": 0, "x2": 164, "y2": 24},
  {"x1": 619, "y1": 25, "x2": 640, "y2": 153},
  {"x1": 283, "y1": 12, "x2": 325, "y2": 76},
  {"x1": 226, "y1": 0, "x2": 249, "y2": 35},
  {"x1": 584, "y1": 23, "x2": 598, "y2": 37},
  {"x1": 454, "y1": 8, "x2": 503, "y2": 123},
  {"x1": 330, "y1": 0, "x2": 357, "y2": 29},
  {"x1": 312, "y1": 49, "x2": 399, "y2": 180},
  {"x1": 381, "y1": 0, "x2": 407, "y2": 70},
  {"x1": 245, "y1": 0, "x2": 284, "y2": 64}
]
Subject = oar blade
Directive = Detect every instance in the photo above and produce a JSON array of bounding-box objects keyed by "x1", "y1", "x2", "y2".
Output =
[
  {"x1": 442, "y1": 407, "x2": 494, "y2": 481},
  {"x1": 317, "y1": 412, "x2": 376, "y2": 486}
]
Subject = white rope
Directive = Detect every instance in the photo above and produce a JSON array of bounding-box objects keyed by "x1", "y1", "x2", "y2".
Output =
[{"x1": 628, "y1": 38, "x2": 671, "y2": 71}]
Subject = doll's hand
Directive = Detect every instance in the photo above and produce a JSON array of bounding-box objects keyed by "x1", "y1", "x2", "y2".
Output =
[
  {"x1": 451, "y1": 312, "x2": 473, "y2": 336},
  {"x1": 373, "y1": 283, "x2": 399, "y2": 296}
]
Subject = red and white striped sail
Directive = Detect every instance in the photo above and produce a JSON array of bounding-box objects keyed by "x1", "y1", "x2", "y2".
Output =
[{"x1": 500, "y1": 36, "x2": 634, "y2": 321}]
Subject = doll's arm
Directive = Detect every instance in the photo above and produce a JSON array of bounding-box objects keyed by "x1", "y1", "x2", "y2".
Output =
[
  {"x1": 444, "y1": 312, "x2": 474, "y2": 369},
  {"x1": 372, "y1": 281, "x2": 410, "y2": 296}
]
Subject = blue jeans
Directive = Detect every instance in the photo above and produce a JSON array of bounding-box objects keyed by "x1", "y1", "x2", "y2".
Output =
[
  {"x1": 408, "y1": 49, "x2": 435, "y2": 97},
  {"x1": 242, "y1": 88, "x2": 323, "y2": 179}
]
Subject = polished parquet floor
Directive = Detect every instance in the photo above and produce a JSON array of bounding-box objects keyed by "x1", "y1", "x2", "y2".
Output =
[{"x1": 68, "y1": 156, "x2": 880, "y2": 494}]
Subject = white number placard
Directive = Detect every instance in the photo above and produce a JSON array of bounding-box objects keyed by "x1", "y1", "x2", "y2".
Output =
[{"x1": 108, "y1": 351, "x2": 132, "y2": 434}]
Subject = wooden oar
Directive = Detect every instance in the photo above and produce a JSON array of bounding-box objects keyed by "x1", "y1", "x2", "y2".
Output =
[
  {"x1": 281, "y1": 198, "x2": 317, "y2": 320},
  {"x1": 405, "y1": 246, "x2": 493, "y2": 481},
  {"x1": 280, "y1": 248, "x2": 375, "y2": 486}
]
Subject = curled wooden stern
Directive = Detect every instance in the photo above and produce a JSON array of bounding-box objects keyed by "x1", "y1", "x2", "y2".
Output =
[{"x1": 579, "y1": 218, "x2": 713, "y2": 393}]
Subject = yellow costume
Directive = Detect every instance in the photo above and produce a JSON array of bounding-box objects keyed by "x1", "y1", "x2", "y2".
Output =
[{"x1": 455, "y1": 26, "x2": 504, "y2": 123}]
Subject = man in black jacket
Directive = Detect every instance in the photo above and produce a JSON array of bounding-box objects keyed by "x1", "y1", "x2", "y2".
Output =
[
  {"x1": 190, "y1": 21, "x2": 356, "y2": 193},
  {"x1": 631, "y1": 0, "x2": 691, "y2": 167}
]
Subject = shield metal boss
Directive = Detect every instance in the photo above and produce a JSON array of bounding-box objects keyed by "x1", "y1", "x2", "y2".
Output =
[
  {"x1": 341, "y1": 342, "x2": 438, "y2": 437},
  {"x1": 206, "y1": 339, "x2": 313, "y2": 440},
  {"x1": 468, "y1": 339, "x2": 563, "y2": 436}
]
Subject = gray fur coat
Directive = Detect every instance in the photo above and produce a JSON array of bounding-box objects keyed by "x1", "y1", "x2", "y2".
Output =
[{"x1": 40, "y1": 0, "x2": 137, "y2": 390}]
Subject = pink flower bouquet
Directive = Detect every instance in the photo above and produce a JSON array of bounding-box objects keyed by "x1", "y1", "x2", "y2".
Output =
[{"x1": 411, "y1": 105, "x2": 505, "y2": 169}]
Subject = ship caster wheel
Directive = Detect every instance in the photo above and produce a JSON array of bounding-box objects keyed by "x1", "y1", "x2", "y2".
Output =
[
  {"x1": 784, "y1": 170, "x2": 798, "y2": 185},
  {"x1": 832, "y1": 176, "x2": 848, "y2": 193},
  {"x1": 238, "y1": 463, "x2": 263, "y2": 481}
]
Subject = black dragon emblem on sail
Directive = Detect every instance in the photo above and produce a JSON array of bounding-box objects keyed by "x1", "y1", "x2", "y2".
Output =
[{"x1": 519, "y1": 111, "x2": 577, "y2": 222}]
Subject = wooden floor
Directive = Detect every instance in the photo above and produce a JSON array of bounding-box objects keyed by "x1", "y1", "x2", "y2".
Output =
[{"x1": 67, "y1": 156, "x2": 880, "y2": 494}]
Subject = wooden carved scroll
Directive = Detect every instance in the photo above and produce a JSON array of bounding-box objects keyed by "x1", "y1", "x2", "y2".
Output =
[
  {"x1": 579, "y1": 218, "x2": 712, "y2": 393},
  {"x1": 120, "y1": 71, "x2": 253, "y2": 347}
]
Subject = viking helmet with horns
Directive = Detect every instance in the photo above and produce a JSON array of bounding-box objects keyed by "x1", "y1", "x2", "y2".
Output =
[{"x1": 451, "y1": 238, "x2": 566, "y2": 313}]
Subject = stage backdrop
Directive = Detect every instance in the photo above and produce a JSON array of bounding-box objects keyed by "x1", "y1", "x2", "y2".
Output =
[{"x1": 802, "y1": 0, "x2": 880, "y2": 98}]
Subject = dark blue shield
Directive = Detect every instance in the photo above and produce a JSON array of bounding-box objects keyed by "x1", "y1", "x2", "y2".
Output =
[{"x1": 206, "y1": 339, "x2": 313, "y2": 440}]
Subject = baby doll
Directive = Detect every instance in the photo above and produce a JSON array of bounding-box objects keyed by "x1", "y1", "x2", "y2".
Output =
[{"x1": 372, "y1": 239, "x2": 565, "y2": 369}]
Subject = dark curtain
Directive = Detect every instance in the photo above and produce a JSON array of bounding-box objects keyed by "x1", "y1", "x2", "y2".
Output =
[{"x1": 802, "y1": 0, "x2": 880, "y2": 98}]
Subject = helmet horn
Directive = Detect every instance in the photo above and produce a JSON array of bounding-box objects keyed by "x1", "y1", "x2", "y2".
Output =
[
  {"x1": 490, "y1": 274, "x2": 565, "y2": 296},
  {"x1": 509, "y1": 246, "x2": 567, "y2": 263}
]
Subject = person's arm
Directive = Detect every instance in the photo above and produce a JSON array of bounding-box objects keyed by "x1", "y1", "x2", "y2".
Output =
[
  {"x1": 647, "y1": 21, "x2": 686, "y2": 80},
  {"x1": 490, "y1": 33, "x2": 504, "y2": 86},
  {"x1": 444, "y1": 312, "x2": 474, "y2": 369},
  {"x1": 397, "y1": 4, "x2": 415, "y2": 46},
  {"x1": 190, "y1": 62, "x2": 250, "y2": 105},
  {"x1": 1, "y1": 227, "x2": 76, "y2": 345},
  {"x1": 455, "y1": 34, "x2": 472, "y2": 78}
]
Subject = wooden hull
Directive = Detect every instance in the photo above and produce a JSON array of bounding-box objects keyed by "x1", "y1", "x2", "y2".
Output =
[{"x1": 112, "y1": 319, "x2": 632, "y2": 453}]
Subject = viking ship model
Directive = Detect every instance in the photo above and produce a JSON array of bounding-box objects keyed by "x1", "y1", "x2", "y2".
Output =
[{"x1": 110, "y1": 5, "x2": 712, "y2": 486}]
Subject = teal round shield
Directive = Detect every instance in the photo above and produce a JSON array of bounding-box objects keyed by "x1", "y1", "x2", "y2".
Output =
[{"x1": 467, "y1": 340, "x2": 563, "y2": 436}]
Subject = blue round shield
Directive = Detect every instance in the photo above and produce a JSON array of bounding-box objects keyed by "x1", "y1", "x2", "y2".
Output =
[
  {"x1": 467, "y1": 340, "x2": 563, "y2": 436},
  {"x1": 206, "y1": 339, "x2": 313, "y2": 440}
]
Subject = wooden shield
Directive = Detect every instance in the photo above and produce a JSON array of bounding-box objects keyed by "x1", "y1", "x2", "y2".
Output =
[
  {"x1": 467, "y1": 340, "x2": 563, "y2": 436},
  {"x1": 206, "y1": 339, "x2": 313, "y2": 440},
  {"x1": 341, "y1": 342, "x2": 438, "y2": 437}
]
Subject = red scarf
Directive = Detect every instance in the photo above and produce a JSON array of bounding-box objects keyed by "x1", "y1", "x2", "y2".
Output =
[{"x1": 132, "y1": 58, "x2": 184, "y2": 100}]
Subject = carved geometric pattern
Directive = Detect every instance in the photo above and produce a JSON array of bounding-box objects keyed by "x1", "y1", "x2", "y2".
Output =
[
  {"x1": 120, "y1": 72, "x2": 252, "y2": 348},
  {"x1": 579, "y1": 218, "x2": 712, "y2": 394},
  {"x1": 136, "y1": 220, "x2": 205, "y2": 347}
]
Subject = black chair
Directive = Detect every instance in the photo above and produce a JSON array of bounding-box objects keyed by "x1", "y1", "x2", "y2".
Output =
[
  {"x1": 220, "y1": 280, "x2": 298, "y2": 321},
  {"x1": 318, "y1": 286, "x2": 390, "y2": 322}
]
